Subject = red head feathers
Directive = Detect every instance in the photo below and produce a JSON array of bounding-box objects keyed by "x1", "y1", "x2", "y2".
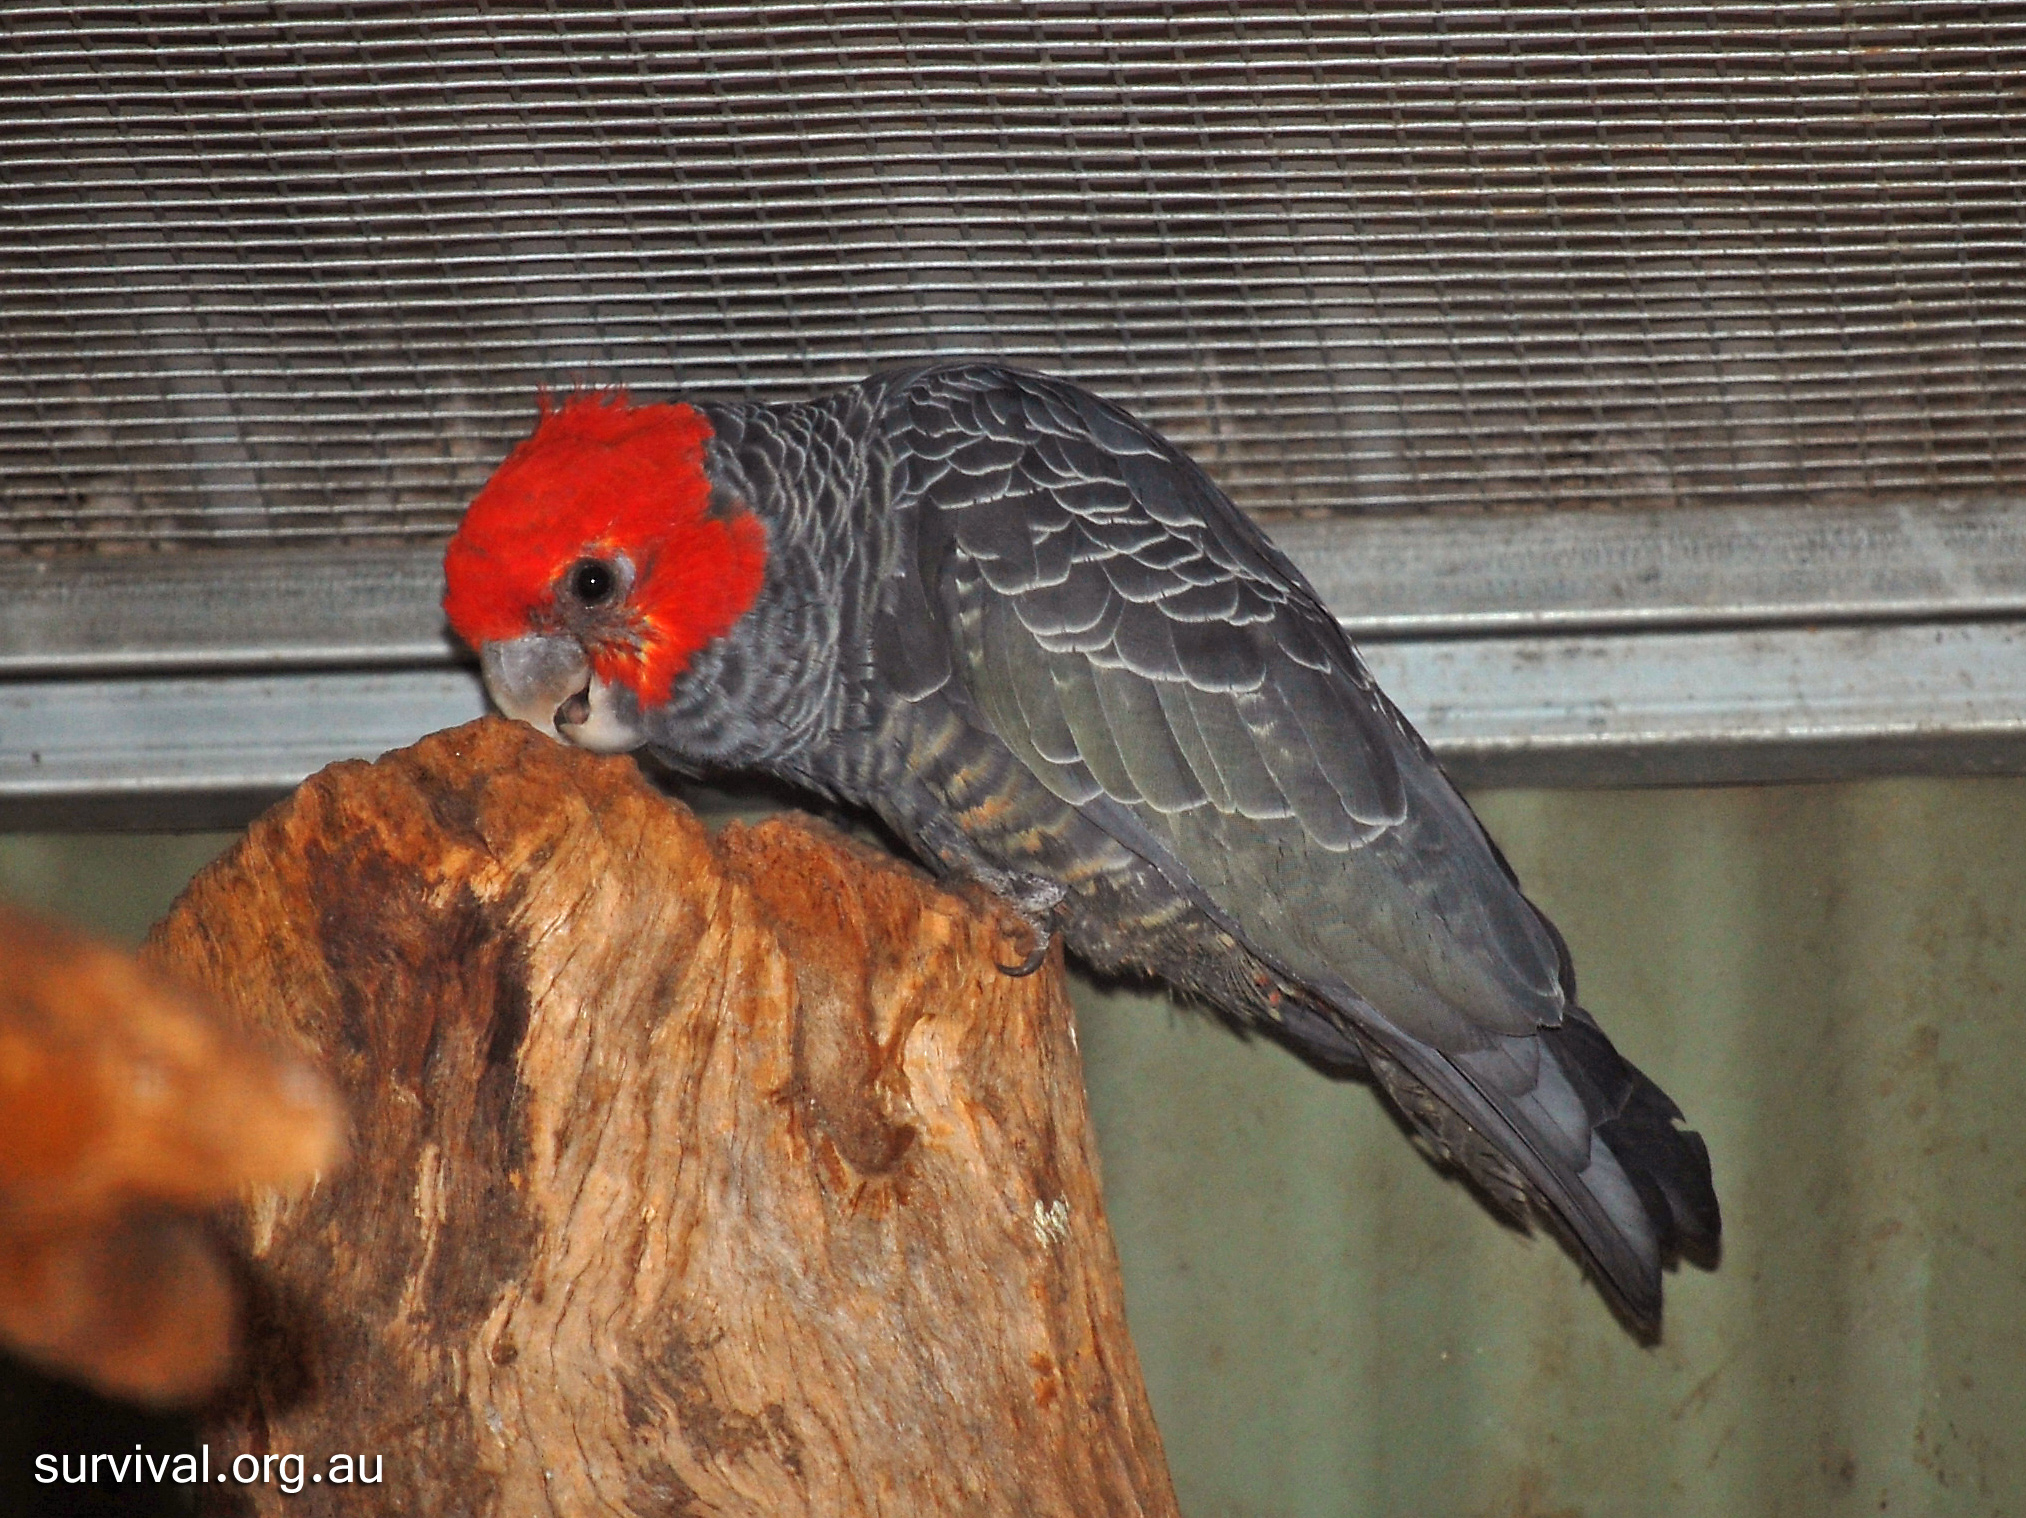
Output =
[{"x1": 443, "y1": 391, "x2": 769, "y2": 706}]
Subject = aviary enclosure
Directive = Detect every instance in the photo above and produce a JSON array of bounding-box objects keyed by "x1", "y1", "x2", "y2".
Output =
[{"x1": 1, "y1": 5, "x2": 2022, "y2": 1515}]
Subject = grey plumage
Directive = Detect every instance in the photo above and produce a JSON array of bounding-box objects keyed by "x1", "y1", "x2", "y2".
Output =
[{"x1": 631, "y1": 361, "x2": 1719, "y2": 1337}]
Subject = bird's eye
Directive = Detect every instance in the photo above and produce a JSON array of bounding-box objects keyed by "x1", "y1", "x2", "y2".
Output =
[{"x1": 568, "y1": 559, "x2": 617, "y2": 606}]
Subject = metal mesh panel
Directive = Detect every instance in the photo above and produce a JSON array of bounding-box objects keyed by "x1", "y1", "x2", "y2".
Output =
[{"x1": 4, "y1": 2, "x2": 2023, "y2": 552}]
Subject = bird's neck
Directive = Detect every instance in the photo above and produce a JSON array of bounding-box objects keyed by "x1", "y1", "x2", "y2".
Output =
[{"x1": 631, "y1": 391, "x2": 893, "y2": 777}]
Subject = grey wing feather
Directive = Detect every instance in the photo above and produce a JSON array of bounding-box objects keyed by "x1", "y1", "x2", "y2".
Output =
[
  {"x1": 876, "y1": 362, "x2": 1717, "y2": 1334},
  {"x1": 886, "y1": 363, "x2": 1555, "y2": 1046}
]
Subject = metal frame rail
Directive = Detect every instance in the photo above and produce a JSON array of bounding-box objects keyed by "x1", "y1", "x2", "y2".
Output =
[{"x1": 4, "y1": 498, "x2": 2023, "y2": 828}]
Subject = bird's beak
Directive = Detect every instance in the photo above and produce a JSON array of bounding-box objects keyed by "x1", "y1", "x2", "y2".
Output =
[{"x1": 478, "y1": 634, "x2": 646, "y2": 754}]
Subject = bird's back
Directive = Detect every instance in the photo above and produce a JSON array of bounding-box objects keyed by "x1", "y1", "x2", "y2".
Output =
[{"x1": 723, "y1": 361, "x2": 1720, "y2": 1334}]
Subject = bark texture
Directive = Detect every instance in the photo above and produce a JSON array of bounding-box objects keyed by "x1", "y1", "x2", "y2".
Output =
[
  {"x1": 145, "y1": 716, "x2": 1177, "y2": 1517},
  {"x1": 0, "y1": 905, "x2": 339, "y2": 1404}
]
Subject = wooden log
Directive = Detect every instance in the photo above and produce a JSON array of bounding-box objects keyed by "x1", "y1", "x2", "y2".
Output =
[
  {"x1": 145, "y1": 716, "x2": 1178, "y2": 1517},
  {"x1": 0, "y1": 905, "x2": 340, "y2": 1405}
]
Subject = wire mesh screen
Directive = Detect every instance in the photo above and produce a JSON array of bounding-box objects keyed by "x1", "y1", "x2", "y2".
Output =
[{"x1": 4, "y1": 2, "x2": 2024, "y2": 553}]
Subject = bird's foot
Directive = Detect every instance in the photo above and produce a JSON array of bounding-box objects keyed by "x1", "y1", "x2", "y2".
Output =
[
  {"x1": 953, "y1": 873, "x2": 1067, "y2": 977},
  {"x1": 999, "y1": 917, "x2": 1055, "y2": 977}
]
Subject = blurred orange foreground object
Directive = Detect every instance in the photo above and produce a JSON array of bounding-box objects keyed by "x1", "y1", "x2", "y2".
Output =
[{"x1": 0, "y1": 904, "x2": 344, "y2": 1404}]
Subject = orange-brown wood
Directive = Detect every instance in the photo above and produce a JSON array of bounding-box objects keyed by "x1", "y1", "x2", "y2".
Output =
[
  {"x1": 0, "y1": 906, "x2": 339, "y2": 1405},
  {"x1": 147, "y1": 716, "x2": 1177, "y2": 1516}
]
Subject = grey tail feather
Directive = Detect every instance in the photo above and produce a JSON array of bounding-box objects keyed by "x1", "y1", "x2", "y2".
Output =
[
  {"x1": 1546, "y1": 1010, "x2": 1723, "y2": 1274},
  {"x1": 1482, "y1": 1009, "x2": 1721, "y2": 1340},
  {"x1": 1273, "y1": 1000, "x2": 1719, "y2": 1340}
]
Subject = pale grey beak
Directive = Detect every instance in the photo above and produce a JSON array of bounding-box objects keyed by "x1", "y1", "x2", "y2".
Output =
[{"x1": 478, "y1": 634, "x2": 647, "y2": 753}]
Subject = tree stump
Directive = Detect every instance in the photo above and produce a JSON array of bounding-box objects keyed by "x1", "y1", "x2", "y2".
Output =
[{"x1": 144, "y1": 716, "x2": 1177, "y2": 1517}]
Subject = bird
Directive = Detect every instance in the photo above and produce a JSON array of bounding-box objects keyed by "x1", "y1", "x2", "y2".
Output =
[{"x1": 442, "y1": 360, "x2": 1719, "y2": 1338}]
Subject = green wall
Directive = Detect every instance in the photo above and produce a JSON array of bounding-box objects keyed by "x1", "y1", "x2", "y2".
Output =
[
  {"x1": 5, "y1": 776, "x2": 2022, "y2": 1516},
  {"x1": 1079, "y1": 778, "x2": 2026, "y2": 1518},
  {"x1": 0, "y1": 833, "x2": 237, "y2": 945}
]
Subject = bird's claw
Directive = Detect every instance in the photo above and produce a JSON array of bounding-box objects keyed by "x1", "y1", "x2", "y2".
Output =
[
  {"x1": 997, "y1": 918, "x2": 1054, "y2": 977},
  {"x1": 956, "y1": 871, "x2": 1065, "y2": 977}
]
